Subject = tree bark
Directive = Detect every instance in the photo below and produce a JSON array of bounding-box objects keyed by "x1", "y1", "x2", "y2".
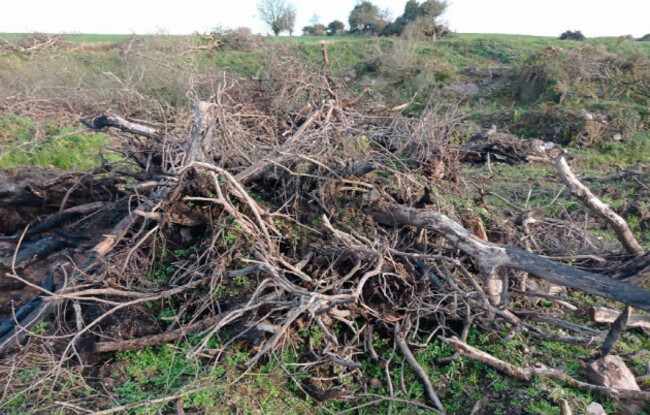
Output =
[
  {"x1": 611, "y1": 251, "x2": 650, "y2": 285},
  {"x1": 186, "y1": 101, "x2": 218, "y2": 164}
]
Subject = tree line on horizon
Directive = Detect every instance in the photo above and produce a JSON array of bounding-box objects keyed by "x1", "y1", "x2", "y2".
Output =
[
  {"x1": 257, "y1": 0, "x2": 450, "y2": 39},
  {"x1": 255, "y1": 0, "x2": 650, "y2": 41}
]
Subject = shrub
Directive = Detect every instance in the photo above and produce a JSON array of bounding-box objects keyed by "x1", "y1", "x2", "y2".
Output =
[
  {"x1": 559, "y1": 30, "x2": 586, "y2": 41},
  {"x1": 302, "y1": 24, "x2": 327, "y2": 36},
  {"x1": 218, "y1": 28, "x2": 264, "y2": 51}
]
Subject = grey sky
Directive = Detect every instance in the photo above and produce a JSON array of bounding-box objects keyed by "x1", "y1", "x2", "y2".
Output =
[{"x1": 1, "y1": 0, "x2": 648, "y2": 37}]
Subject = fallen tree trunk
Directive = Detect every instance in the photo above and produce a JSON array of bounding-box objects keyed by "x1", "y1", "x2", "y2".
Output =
[{"x1": 370, "y1": 204, "x2": 650, "y2": 312}]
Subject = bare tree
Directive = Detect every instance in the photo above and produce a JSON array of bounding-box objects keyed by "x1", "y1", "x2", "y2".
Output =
[
  {"x1": 281, "y1": 4, "x2": 297, "y2": 36},
  {"x1": 257, "y1": 0, "x2": 297, "y2": 36}
]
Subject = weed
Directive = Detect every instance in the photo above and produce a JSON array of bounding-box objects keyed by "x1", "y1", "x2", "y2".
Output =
[{"x1": 33, "y1": 321, "x2": 48, "y2": 334}]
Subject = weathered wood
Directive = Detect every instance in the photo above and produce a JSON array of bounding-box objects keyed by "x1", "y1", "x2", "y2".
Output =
[
  {"x1": 559, "y1": 399, "x2": 572, "y2": 415},
  {"x1": 394, "y1": 325, "x2": 445, "y2": 414},
  {"x1": 234, "y1": 106, "x2": 322, "y2": 185},
  {"x1": 186, "y1": 101, "x2": 218, "y2": 164},
  {"x1": 0, "y1": 183, "x2": 44, "y2": 208},
  {"x1": 0, "y1": 202, "x2": 104, "y2": 242},
  {"x1": 441, "y1": 336, "x2": 650, "y2": 402},
  {"x1": 590, "y1": 307, "x2": 650, "y2": 329},
  {"x1": 0, "y1": 300, "x2": 56, "y2": 354},
  {"x1": 551, "y1": 153, "x2": 644, "y2": 256},
  {"x1": 0, "y1": 272, "x2": 54, "y2": 353},
  {"x1": 519, "y1": 314, "x2": 606, "y2": 338},
  {"x1": 369, "y1": 204, "x2": 650, "y2": 312},
  {"x1": 81, "y1": 113, "x2": 163, "y2": 141},
  {"x1": 550, "y1": 152, "x2": 645, "y2": 356},
  {"x1": 601, "y1": 305, "x2": 631, "y2": 357},
  {"x1": 94, "y1": 313, "x2": 227, "y2": 353}
]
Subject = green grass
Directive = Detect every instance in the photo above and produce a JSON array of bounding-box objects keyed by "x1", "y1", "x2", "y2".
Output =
[
  {"x1": 579, "y1": 131, "x2": 650, "y2": 168},
  {"x1": 107, "y1": 340, "x2": 316, "y2": 415},
  {"x1": 0, "y1": 33, "x2": 130, "y2": 43},
  {"x1": 0, "y1": 115, "x2": 120, "y2": 170}
]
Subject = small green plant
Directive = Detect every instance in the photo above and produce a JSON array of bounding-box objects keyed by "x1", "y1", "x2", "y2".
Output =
[
  {"x1": 223, "y1": 230, "x2": 237, "y2": 245},
  {"x1": 356, "y1": 135, "x2": 371, "y2": 152},
  {"x1": 149, "y1": 265, "x2": 175, "y2": 283},
  {"x1": 248, "y1": 191, "x2": 265, "y2": 203},
  {"x1": 33, "y1": 321, "x2": 48, "y2": 334},
  {"x1": 173, "y1": 248, "x2": 189, "y2": 258},
  {"x1": 233, "y1": 274, "x2": 251, "y2": 288},
  {"x1": 298, "y1": 325, "x2": 326, "y2": 349}
]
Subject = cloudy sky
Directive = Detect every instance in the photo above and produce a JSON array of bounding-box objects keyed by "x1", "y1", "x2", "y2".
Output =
[{"x1": 1, "y1": 0, "x2": 649, "y2": 37}]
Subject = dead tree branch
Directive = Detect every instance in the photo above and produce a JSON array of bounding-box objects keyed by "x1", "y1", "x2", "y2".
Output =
[
  {"x1": 441, "y1": 336, "x2": 650, "y2": 402},
  {"x1": 551, "y1": 153, "x2": 644, "y2": 256},
  {"x1": 370, "y1": 204, "x2": 650, "y2": 311},
  {"x1": 394, "y1": 324, "x2": 446, "y2": 414}
]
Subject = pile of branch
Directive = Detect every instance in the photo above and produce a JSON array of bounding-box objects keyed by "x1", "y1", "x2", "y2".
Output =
[
  {"x1": 0, "y1": 44, "x2": 648, "y2": 412},
  {"x1": 0, "y1": 34, "x2": 69, "y2": 57}
]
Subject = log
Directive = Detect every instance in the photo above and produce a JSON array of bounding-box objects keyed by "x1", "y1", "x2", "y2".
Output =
[
  {"x1": 0, "y1": 272, "x2": 55, "y2": 353},
  {"x1": 590, "y1": 307, "x2": 650, "y2": 329},
  {"x1": 601, "y1": 306, "x2": 630, "y2": 356},
  {"x1": 369, "y1": 204, "x2": 650, "y2": 312},
  {"x1": 81, "y1": 113, "x2": 163, "y2": 141},
  {"x1": 0, "y1": 183, "x2": 44, "y2": 208},
  {"x1": 0, "y1": 202, "x2": 104, "y2": 242}
]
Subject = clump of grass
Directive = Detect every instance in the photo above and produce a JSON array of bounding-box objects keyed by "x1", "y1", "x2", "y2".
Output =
[{"x1": 0, "y1": 115, "x2": 120, "y2": 170}]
